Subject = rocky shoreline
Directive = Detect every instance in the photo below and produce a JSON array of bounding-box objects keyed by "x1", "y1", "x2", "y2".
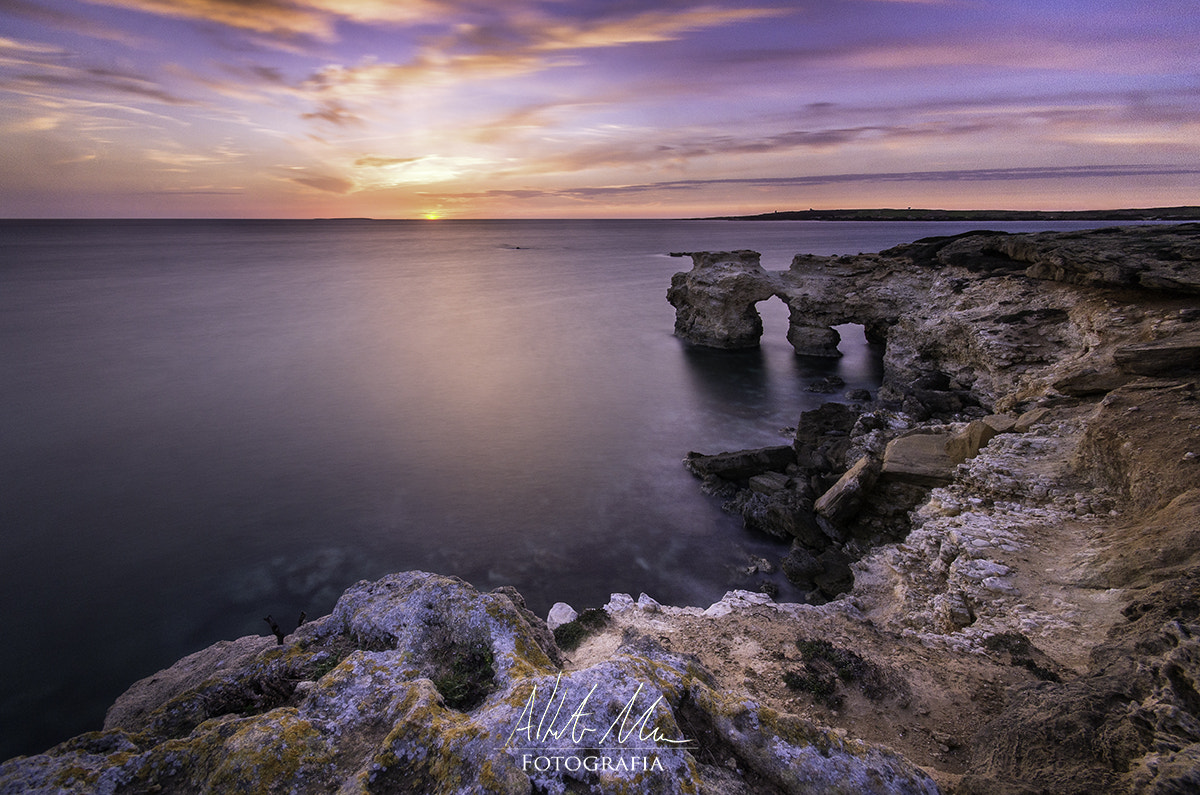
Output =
[{"x1": 3, "y1": 224, "x2": 1199, "y2": 793}]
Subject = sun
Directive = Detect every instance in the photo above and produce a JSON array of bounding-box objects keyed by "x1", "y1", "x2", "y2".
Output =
[{"x1": 422, "y1": 211, "x2": 443, "y2": 220}]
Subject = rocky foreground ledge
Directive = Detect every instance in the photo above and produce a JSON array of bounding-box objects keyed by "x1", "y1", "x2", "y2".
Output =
[{"x1": 4, "y1": 224, "x2": 1200, "y2": 794}]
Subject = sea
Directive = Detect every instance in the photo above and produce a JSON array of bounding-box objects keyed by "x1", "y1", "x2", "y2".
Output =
[{"x1": 0, "y1": 217, "x2": 1148, "y2": 759}]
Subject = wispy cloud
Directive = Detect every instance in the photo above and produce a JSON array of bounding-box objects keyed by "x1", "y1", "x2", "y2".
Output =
[
  {"x1": 79, "y1": 0, "x2": 338, "y2": 41},
  {"x1": 431, "y1": 164, "x2": 1200, "y2": 202},
  {"x1": 355, "y1": 155, "x2": 421, "y2": 168},
  {"x1": 284, "y1": 170, "x2": 355, "y2": 193}
]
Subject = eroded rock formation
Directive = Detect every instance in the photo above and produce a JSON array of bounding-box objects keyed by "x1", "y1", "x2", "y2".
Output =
[
  {"x1": 0, "y1": 571, "x2": 938, "y2": 795},
  {"x1": 668, "y1": 223, "x2": 1200, "y2": 792}
]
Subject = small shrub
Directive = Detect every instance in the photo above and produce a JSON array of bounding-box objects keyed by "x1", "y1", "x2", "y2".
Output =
[
  {"x1": 553, "y1": 608, "x2": 611, "y2": 651},
  {"x1": 430, "y1": 639, "x2": 495, "y2": 711},
  {"x1": 785, "y1": 637, "x2": 894, "y2": 704}
]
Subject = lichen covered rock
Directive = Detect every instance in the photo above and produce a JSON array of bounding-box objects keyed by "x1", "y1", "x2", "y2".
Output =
[{"x1": 0, "y1": 571, "x2": 939, "y2": 795}]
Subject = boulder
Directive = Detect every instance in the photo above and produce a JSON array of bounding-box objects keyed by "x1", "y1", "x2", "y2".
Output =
[
  {"x1": 685, "y1": 445, "x2": 796, "y2": 481},
  {"x1": 1013, "y1": 407, "x2": 1050, "y2": 433},
  {"x1": 882, "y1": 432, "x2": 958, "y2": 486},
  {"x1": 813, "y1": 549, "x2": 855, "y2": 599},
  {"x1": 945, "y1": 420, "x2": 1000, "y2": 465},
  {"x1": 814, "y1": 455, "x2": 881, "y2": 523},
  {"x1": 546, "y1": 602, "x2": 578, "y2": 631},
  {"x1": 781, "y1": 543, "x2": 824, "y2": 585},
  {"x1": 982, "y1": 414, "x2": 1017, "y2": 434}
]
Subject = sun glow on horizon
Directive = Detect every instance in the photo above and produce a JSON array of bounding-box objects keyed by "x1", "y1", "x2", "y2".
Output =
[{"x1": 0, "y1": 1, "x2": 1196, "y2": 217}]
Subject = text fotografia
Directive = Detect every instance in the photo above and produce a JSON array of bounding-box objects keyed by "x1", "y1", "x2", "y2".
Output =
[
  {"x1": 521, "y1": 754, "x2": 665, "y2": 773},
  {"x1": 506, "y1": 674, "x2": 693, "y2": 773}
]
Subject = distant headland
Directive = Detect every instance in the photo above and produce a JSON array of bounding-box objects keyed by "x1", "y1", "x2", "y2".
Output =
[{"x1": 699, "y1": 206, "x2": 1200, "y2": 221}]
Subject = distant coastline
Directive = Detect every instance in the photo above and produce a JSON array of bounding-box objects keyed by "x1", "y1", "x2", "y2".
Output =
[{"x1": 698, "y1": 206, "x2": 1200, "y2": 222}]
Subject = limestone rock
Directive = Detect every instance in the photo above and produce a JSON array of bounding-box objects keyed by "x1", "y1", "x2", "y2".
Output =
[
  {"x1": 882, "y1": 432, "x2": 957, "y2": 486},
  {"x1": 982, "y1": 413, "x2": 1017, "y2": 434},
  {"x1": 1013, "y1": 407, "x2": 1049, "y2": 433},
  {"x1": 546, "y1": 602, "x2": 578, "y2": 631},
  {"x1": 945, "y1": 420, "x2": 1000, "y2": 465},
  {"x1": 961, "y1": 573, "x2": 1200, "y2": 795},
  {"x1": 0, "y1": 572, "x2": 941, "y2": 795},
  {"x1": 1113, "y1": 330, "x2": 1200, "y2": 376},
  {"x1": 931, "y1": 590, "x2": 975, "y2": 633},
  {"x1": 104, "y1": 634, "x2": 276, "y2": 733},
  {"x1": 987, "y1": 223, "x2": 1200, "y2": 293},
  {"x1": 1052, "y1": 367, "x2": 1132, "y2": 396},
  {"x1": 667, "y1": 250, "x2": 780, "y2": 348},
  {"x1": 814, "y1": 455, "x2": 881, "y2": 523}
]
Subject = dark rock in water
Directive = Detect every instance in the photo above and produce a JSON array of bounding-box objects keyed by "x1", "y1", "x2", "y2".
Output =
[
  {"x1": 794, "y1": 402, "x2": 858, "y2": 471},
  {"x1": 789, "y1": 324, "x2": 843, "y2": 357},
  {"x1": 813, "y1": 549, "x2": 854, "y2": 599},
  {"x1": 807, "y1": 375, "x2": 846, "y2": 393},
  {"x1": 685, "y1": 445, "x2": 795, "y2": 482},
  {"x1": 781, "y1": 543, "x2": 824, "y2": 586},
  {"x1": 748, "y1": 471, "x2": 792, "y2": 495}
]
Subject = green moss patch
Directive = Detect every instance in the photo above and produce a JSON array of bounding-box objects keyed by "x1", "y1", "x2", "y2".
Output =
[{"x1": 552, "y1": 608, "x2": 611, "y2": 651}]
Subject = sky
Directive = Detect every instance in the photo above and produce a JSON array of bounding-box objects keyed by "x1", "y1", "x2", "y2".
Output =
[{"x1": 0, "y1": 0, "x2": 1197, "y2": 218}]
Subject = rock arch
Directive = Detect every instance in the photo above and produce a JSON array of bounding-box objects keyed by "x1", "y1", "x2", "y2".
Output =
[{"x1": 667, "y1": 250, "x2": 899, "y2": 356}]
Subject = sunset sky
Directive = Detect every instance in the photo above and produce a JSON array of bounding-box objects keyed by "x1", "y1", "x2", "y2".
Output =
[{"x1": 1, "y1": 0, "x2": 1197, "y2": 218}]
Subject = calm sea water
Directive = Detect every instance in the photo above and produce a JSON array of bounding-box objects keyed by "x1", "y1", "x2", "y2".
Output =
[{"x1": 0, "y1": 218, "x2": 1137, "y2": 758}]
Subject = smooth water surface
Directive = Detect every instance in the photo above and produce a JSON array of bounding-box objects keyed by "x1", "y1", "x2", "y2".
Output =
[{"x1": 0, "y1": 218, "x2": 1133, "y2": 757}]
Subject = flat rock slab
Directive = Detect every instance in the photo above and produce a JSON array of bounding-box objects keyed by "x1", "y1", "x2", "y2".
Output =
[
  {"x1": 1114, "y1": 331, "x2": 1200, "y2": 376},
  {"x1": 882, "y1": 432, "x2": 957, "y2": 486},
  {"x1": 750, "y1": 471, "x2": 792, "y2": 494},
  {"x1": 685, "y1": 445, "x2": 796, "y2": 481}
]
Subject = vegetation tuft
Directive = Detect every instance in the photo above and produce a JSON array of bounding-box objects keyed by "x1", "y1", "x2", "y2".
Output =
[
  {"x1": 553, "y1": 608, "x2": 611, "y2": 651},
  {"x1": 430, "y1": 637, "x2": 496, "y2": 711},
  {"x1": 420, "y1": 618, "x2": 496, "y2": 711},
  {"x1": 783, "y1": 637, "x2": 893, "y2": 706}
]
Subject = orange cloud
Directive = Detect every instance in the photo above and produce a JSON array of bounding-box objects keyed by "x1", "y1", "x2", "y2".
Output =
[
  {"x1": 528, "y1": 6, "x2": 787, "y2": 51},
  {"x1": 82, "y1": 0, "x2": 336, "y2": 39}
]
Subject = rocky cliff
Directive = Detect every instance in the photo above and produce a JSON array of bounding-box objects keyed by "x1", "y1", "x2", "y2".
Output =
[
  {"x1": 662, "y1": 223, "x2": 1200, "y2": 792},
  {"x1": 3, "y1": 224, "x2": 1199, "y2": 794}
]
